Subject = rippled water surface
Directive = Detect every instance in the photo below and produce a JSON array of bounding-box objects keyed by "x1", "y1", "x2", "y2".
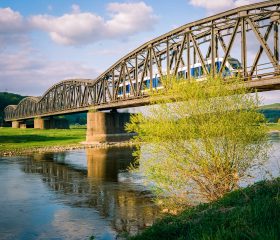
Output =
[
  {"x1": 0, "y1": 134, "x2": 279, "y2": 240},
  {"x1": 0, "y1": 147, "x2": 159, "y2": 240}
]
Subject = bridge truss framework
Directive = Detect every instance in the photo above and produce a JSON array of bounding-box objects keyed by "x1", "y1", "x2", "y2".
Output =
[{"x1": 4, "y1": 0, "x2": 280, "y2": 121}]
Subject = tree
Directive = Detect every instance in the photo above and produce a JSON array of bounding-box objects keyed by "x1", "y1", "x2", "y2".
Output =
[{"x1": 126, "y1": 76, "x2": 269, "y2": 210}]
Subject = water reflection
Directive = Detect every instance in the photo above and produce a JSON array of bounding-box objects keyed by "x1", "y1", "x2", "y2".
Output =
[
  {"x1": 0, "y1": 134, "x2": 279, "y2": 240},
  {"x1": 21, "y1": 147, "x2": 159, "y2": 238}
]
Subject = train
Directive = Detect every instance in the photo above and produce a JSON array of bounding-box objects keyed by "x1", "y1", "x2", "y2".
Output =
[{"x1": 117, "y1": 57, "x2": 242, "y2": 97}]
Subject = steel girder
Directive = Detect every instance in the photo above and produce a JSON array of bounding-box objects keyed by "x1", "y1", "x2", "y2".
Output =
[{"x1": 4, "y1": 0, "x2": 280, "y2": 121}]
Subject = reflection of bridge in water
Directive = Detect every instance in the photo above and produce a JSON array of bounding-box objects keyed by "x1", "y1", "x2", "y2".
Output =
[
  {"x1": 4, "y1": 1, "x2": 280, "y2": 142},
  {"x1": 22, "y1": 147, "x2": 159, "y2": 235}
]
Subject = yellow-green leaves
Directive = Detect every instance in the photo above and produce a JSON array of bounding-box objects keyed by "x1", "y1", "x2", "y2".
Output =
[{"x1": 126, "y1": 75, "x2": 269, "y2": 210}]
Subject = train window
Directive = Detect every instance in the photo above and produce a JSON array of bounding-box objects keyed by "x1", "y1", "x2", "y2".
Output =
[
  {"x1": 118, "y1": 87, "x2": 123, "y2": 95},
  {"x1": 215, "y1": 61, "x2": 222, "y2": 72},
  {"x1": 178, "y1": 70, "x2": 186, "y2": 79},
  {"x1": 153, "y1": 77, "x2": 159, "y2": 88},
  {"x1": 194, "y1": 67, "x2": 199, "y2": 77},
  {"x1": 191, "y1": 68, "x2": 195, "y2": 77},
  {"x1": 194, "y1": 67, "x2": 204, "y2": 77},
  {"x1": 228, "y1": 59, "x2": 241, "y2": 69},
  {"x1": 126, "y1": 85, "x2": 130, "y2": 93},
  {"x1": 222, "y1": 67, "x2": 231, "y2": 77},
  {"x1": 146, "y1": 80, "x2": 150, "y2": 88}
]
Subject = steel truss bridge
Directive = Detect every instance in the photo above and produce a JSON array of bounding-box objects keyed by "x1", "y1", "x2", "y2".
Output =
[{"x1": 4, "y1": 0, "x2": 280, "y2": 122}]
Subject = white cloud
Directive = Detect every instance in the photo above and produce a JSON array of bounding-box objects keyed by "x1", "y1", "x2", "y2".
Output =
[
  {"x1": 0, "y1": 7, "x2": 24, "y2": 33},
  {"x1": 189, "y1": 0, "x2": 234, "y2": 11},
  {"x1": 189, "y1": 0, "x2": 263, "y2": 13},
  {"x1": 30, "y1": 13, "x2": 105, "y2": 45},
  {"x1": 105, "y1": 2, "x2": 157, "y2": 37},
  {"x1": 0, "y1": 7, "x2": 30, "y2": 46},
  {"x1": 0, "y1": 48, "x2": 98, "y2": 96},
  {"x1": 29, "y1": 2, "x2": 158, "y2": 46}
]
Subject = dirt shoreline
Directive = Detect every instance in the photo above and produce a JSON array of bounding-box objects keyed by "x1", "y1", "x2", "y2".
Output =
[
  {"x1": 0, "y1": 141, "x2": 135, "y2": 157},
  {"x1": 1, "y1": 131, "x2": 278, "y2": 157}
]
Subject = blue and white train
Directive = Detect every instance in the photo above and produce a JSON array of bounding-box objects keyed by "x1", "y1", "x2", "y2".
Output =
[{"x1": 118, "y1": 57, "x2": 242, "y2": 97}]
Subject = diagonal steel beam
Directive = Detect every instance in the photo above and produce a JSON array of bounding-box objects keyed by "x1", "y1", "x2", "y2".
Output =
[
  {"x1": 246, "y1": 18, "x2": 279, "y2": 70},
  {"x1": 218, "y1": 18, "x2": 240, "y2": 74},
  {"x1": 249, "y1": 22, "x2": 273, "y2": 76},
  {"x1": 174, "y1": 33, "x2": 187, "y2": 75},
  {"x1": 125, "y1": 63, "x2": 136, "y2": 96},
  {"x1": 190, "y1": 33, "x2": 209, "y2": 75}
]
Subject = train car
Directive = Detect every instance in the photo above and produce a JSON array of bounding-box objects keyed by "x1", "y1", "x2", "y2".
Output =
[
  {"x1": 177, "y1": 57, "x2": 242, "y2": 80},
  {"x1": 117, "y1": 57, "x2": 242, "y2": 97}
]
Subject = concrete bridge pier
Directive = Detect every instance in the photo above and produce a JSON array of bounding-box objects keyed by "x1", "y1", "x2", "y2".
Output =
[
  {"x1": 12, "y1": 120, "x2": 21, "y2": 128},
  {"x1": 86, "y1": 110, "x2": 133, "y2": 143},
  {"x1": 34, "y1": 117, "x2": 69, "y2": 129}
]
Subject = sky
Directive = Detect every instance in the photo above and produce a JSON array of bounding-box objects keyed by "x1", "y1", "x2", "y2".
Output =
[{"x1": 0, "y1": 0, "x2": 279, "y2": 105}]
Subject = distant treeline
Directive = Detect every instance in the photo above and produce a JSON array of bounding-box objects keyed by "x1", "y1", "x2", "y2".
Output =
[
  {"x1": 0, "y1": 92, "x2": 26, "y2": 126},
  {"x1": 259, "y1": 109, "x2": 280, "y2": 123},
  {"x1": 0, "y1": 92, "x2": 279, "y2": 125},
  {"x1": 258, "y1": 103, "x2": 280, "y2": 123},
  {"x1": 0, "y1": 92, "x2": 86, "y2": 126}
]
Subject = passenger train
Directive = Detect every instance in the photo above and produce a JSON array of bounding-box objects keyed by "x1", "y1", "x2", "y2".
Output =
[{"x1": 117, "y1": 57, "x2": 242, "y2": 97}]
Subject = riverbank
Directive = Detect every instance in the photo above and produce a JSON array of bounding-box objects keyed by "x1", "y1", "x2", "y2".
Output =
[
  {"x1": 130, "y1": 178, "x2": 280, "y2": 240},
  {"x1": 0, "y1": 127, "x2": 134, "y2": 156},
  {"x1": 0, "y1": 128, "x2": 86, "y2": 156},
  {"x1": 267, "y1": 123, "x2": 280, "y2": 132},
  {"x1": 0, "y1": 124, "x2": 279, "y2": 156}
]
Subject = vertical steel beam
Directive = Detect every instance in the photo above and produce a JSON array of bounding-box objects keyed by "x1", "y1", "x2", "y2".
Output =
[
  {"x1": 240, "y1": 12, "x2": 247, "y2": 78},
  {"x1": 186, "y1": 31, "x2": 191, "y2": 80},
  {"x1": 149, "y1": 46, "x2": 153, "y2": 91},
  {"x1": 166, "y1": 39, "x2": 170, "y2": 77},
  {"x1": 274, "y1": 22, "x2": 279, "y2": 62},
  {"x1": 135, "y1": 55, "x2": 138, "y2": 95},
  {"x1": 112, "y1": 69, "x2": 115, "y2": 100},
  {"x1": 211, "y1": 22, "x2": 216, "y2": 77},
  {"x1": 193, "y1": 47, "x2": 196, "y2": 64}
]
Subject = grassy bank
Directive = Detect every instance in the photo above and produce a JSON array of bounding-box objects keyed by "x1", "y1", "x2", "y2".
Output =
[
  {"x1": 0, "y1": 127, "x2": 86, "y2": 155},
  {"x1": 267, "y1": 123, "x2": 280, "y2": 132},
  {"x1": 130, "y1": 178, "x2": 280, "y2": 240}
]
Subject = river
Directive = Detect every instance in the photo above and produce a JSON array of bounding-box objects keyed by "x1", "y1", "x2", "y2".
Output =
[{"x1": 0, "y1": 133, "x2": 279, "y2": 240}]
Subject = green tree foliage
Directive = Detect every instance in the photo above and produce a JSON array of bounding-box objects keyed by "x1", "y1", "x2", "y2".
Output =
[
  {"x1": 0, "y1": 92, "x2": 25, "y2": 126},
  {"x1": 126, "y1": 76, "x2": 269, "y2": 208}
]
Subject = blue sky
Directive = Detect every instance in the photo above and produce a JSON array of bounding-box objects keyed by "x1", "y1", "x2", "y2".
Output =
[{"x1": 0, "y1": 0, "x2": 279, "y2": 104}]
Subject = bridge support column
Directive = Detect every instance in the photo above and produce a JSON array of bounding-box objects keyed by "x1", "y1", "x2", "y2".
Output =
[
  {"x1": 34, "y1": 117, "x2": 69, "y2": 129},
  {"x1": 12, "y1": 121, "x2": 20, "y2": 128},
  {"x1": 34, "y1": 117, "x2": 45, "y2": 129},
  {"x1": 86, "y1": 111, "x2": 132, "y2": 143},
  {"x1": 19, "y1": 123, "x2": 27, "y2": 129}
]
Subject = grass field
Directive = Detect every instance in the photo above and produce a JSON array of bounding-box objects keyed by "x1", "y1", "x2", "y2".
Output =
[
  {"x1": 0, "y1": 127, "x2": 86, "y2": 154},
  {"x1": 130, "y1": 178, "x2": 280, "y2": 240}
]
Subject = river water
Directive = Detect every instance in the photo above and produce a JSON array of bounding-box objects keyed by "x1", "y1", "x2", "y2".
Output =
[{"x1": 0, "y1": 134, "x2": 279, "y2": 240}]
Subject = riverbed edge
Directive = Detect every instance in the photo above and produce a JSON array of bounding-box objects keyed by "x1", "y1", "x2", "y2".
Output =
[{"x1": 0, "y1": 141, "x2": 136, "y2": 157}]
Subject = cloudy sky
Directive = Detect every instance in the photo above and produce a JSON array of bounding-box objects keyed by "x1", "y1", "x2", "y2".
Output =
[{"x1": 0, "y1": 0, "x2": 279, "y2": 104}]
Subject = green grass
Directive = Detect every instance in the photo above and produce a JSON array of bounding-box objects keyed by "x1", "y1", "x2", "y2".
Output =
[
  {"x1": 259, "y1": 103, "x2": 280, "y2": 110},
  {"x1": 130, "y1": 178, "x2": 280, "y2": 240},
  {"x1": 266, "y1": 123, "x2": 280, "y2": 131},
  {"x1": 0, "y1": 127, "x2": 86, "y2": 154}
]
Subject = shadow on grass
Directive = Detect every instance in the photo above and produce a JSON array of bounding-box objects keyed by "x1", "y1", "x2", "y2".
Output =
[{"x1": 0, "y1": 134, "x2": 76, "y2": 143}]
